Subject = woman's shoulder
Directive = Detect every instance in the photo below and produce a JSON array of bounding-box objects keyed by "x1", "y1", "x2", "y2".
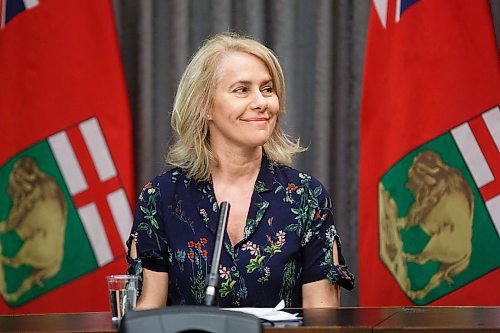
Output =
[
  {"x1": 146, "y1": 167, "x2": 190, "y2": 184},
  {"x1": 138, "y1": 167, "x2": 196, "y2": 194},
  {"x1": 272, "y1": 163, "x2": 327, "y2": 190}
]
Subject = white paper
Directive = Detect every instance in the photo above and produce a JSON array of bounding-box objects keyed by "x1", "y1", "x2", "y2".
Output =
[{"x1": 223, "y1": 300, "x2": 302, "y2": 322}]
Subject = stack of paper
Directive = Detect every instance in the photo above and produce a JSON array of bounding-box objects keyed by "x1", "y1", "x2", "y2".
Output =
[{"x1": 224, "y1": 300, "x2": 302, "y2": 324}]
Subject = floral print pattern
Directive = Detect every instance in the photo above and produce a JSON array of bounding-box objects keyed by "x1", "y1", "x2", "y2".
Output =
[{"x1": 127, "y1": 155, "x2": 354, "y2": 307}]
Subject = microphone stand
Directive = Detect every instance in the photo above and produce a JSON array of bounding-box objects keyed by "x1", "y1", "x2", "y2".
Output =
[{"x1": 204, "y1": 201, "x2": 230, "y2": 306}]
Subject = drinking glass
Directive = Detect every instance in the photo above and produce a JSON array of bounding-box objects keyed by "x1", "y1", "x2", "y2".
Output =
[{"x1": 106, "y1": 275, "x2": 138, "y2": 327}]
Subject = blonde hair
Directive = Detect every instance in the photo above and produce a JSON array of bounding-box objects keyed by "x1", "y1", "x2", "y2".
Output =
[{"x1": 167, "y1": 32, "x2": 305, "y2": 182}]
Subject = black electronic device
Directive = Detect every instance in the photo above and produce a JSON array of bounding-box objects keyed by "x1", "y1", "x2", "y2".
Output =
[
  {"x1": 119, "y1": 306, "x2": 261, "y2": 333},
  {"x1": 205, "y1": 201, "x2": 230, "y2": 306}
]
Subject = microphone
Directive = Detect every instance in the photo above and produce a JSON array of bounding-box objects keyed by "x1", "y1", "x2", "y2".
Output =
[{"x1": 204, "y1": 201, "x2": 230, "y2": 306}]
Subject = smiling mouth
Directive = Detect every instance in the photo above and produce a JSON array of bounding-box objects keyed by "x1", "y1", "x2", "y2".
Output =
[{"x1": 242, "y1": 118, "x2": 270, "y2": 122}]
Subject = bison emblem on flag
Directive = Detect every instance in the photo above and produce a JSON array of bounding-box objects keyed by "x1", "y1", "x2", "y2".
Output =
[
  {"x1": 378, "y1": 106, "x2": 500, "y2": 305},
  {"x1": 0, "y1": 156, "x2": 68, "y2": 303}
]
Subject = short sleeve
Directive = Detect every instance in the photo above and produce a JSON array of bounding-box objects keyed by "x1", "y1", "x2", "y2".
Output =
[
  {"x1": 126, "y1": 179, "x2": 169, "y2": 294},
  {"x1": 300, "y1": 183, "x2": 355, "y2": 291}
]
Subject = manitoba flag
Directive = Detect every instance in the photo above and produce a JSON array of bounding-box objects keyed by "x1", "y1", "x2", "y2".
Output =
[
  {"x1": 359, "y1": 0, "x2": 500, "y2": 306},
  {"x1": 0, "y1": 0, "x2": 134, "y2": 313}
]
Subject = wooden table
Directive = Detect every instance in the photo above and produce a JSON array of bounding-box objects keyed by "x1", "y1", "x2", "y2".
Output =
[
  {"x1": 0, "y1": 307, "x2": 499, "y2": 332},
  {"x1": 372, "y1": 307, "x2": 500, "y2": 333}
]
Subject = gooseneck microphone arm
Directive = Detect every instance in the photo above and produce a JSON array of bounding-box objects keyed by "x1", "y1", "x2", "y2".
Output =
[{"x1": 204, "y1": 201, "x2": 230, "y2": 306}]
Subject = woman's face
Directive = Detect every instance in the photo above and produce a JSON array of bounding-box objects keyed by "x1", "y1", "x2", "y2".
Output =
[{"x1": 208, "y1": 51, "x2": 279, "y2": 153}]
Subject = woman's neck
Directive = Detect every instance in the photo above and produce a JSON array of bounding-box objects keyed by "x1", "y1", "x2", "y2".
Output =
[{"x1": 211, "y1": 146, "x2": 262, "y2": 185}]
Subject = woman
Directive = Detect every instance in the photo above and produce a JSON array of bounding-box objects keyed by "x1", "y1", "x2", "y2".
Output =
[{"x1": 127, "y1": 32, "x2": 354, "y2": 309}]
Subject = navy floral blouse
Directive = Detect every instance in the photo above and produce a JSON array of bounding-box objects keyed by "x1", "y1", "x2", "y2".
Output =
[{"x1": 126, "y1": 155, "x2": 354, "y2": 307}]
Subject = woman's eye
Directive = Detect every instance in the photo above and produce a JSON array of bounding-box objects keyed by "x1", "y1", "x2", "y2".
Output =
[
  {"x1": 233, "y1": 87, "x2": 248, "y2": 93},
  {"x1": 262, "y1": 86, "x2": 274, "y2": 94}
]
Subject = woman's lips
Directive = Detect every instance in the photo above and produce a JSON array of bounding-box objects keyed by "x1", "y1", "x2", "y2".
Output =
[{"x1": 242, "y1": 117, "x2": 269, "y2": 122}]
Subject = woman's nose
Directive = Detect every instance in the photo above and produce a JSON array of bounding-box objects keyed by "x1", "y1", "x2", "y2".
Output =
[{"x1": 250, "y1": 90, "x2": 267, "y2": 111}]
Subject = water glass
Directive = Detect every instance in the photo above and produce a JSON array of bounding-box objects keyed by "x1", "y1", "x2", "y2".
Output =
[{"x1": 106, "y1": 275, "x2": 138, "y2": 326}]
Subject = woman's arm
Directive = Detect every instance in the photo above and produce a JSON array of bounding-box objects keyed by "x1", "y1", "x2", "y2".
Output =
[
  {"x1": 136, "y1": 268, "x2": 168, "y2": 310},
  {"x1": 130, "y1": 239, "x2": 168, "y2": 310},
  {"x1": 302, "y1": 240, "x2": 340, "y2": 308},
  {"x1": 302, "y1": 279, "x2": 340, "y2": 308}
]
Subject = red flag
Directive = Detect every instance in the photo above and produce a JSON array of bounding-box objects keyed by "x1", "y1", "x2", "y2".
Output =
[
  {"x1": 359, "y1": 0, "x2": 500, "y2": 306},
  {"x1": 0, "y1": 0, "x2": 134, "y2": 313}
]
